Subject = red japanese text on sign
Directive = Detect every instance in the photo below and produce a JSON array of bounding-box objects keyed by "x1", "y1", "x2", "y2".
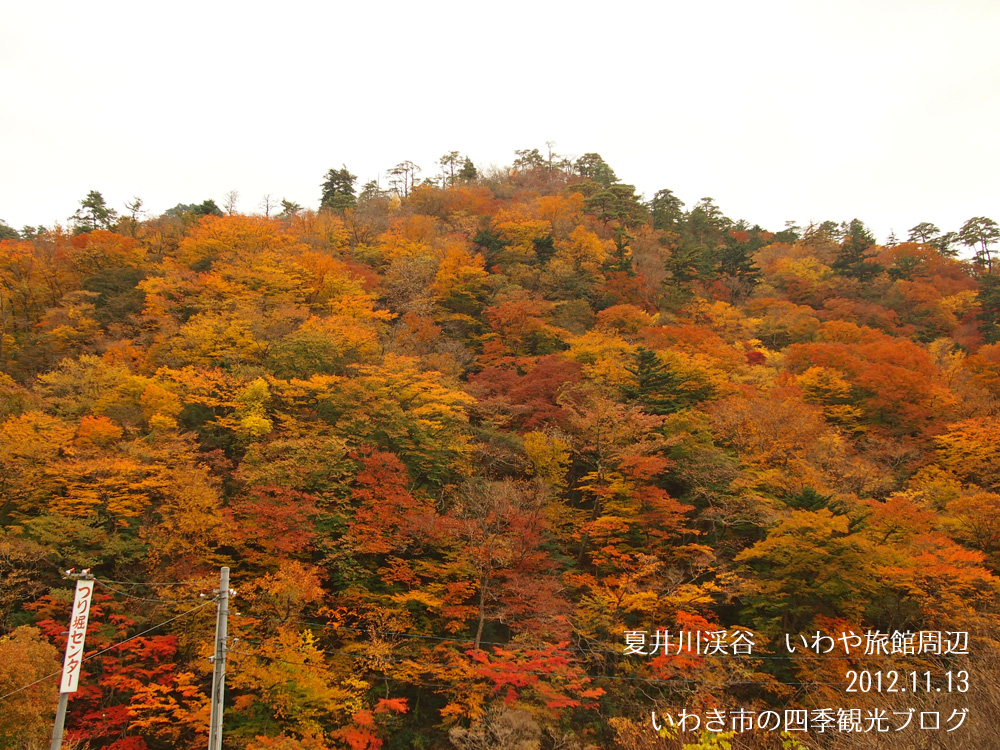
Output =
[{"x1": 59, "y1": 580, "x2": 94, "y2": 693}]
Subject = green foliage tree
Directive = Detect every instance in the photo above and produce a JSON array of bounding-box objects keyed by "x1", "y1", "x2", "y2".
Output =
[
  {"x1": 908, "y1": 221, "x2": 941, "y2": 244},
  {"x1": 832, "y1": 218, "x2": 880, "y2": 281},
  {"x1": 0, "y1": 220, "x2": 17, "y2": 240},
  {"x1": 122, "y1": 196, "x2": 144, "y2": 237},
  {"x1": 439, "y1": 151, "x2": 462, "y2": 187},
  {"x1": 278, "y1": 198, "x2": 302, "y2": 218},
  {"x1": 582, "y1": 183, "x2": 647, "y2": 268},
  {"x1": 936, "y1": 230, "x2": 959, "y2": 257},
  {"x1": 978, "y1": 273, "x2": 1000, "y2": 343},
  {"x1": 735, "y1": 509, "x2": 878, "y2": 634},
  {"x1": 959, "y1": 216, "x2": 999, "y2": 274},
  {"x1": 512, "y1": 148, "x2": 544, "y2": 170},
  {"x1": 716, "y1": 221, "x2": 764, "y2": 296},
  {"x1": 775, "y1": 220, "x2": 801, "y2": 243},
  {"x1": 663, "y1": 244, "x2": 711, "y2": 287},
  {"x1": 649, "y1": 188, "x2": 685, "y2": 233},
  {"x1": 458, "y1": 156, "x2": 478, "y2": 180},
  {"x1": 574, "y1": 152, "x2": 618, "y2": 187},
  {"x1": 164, "y1": 199, "x2": 223, "y2": 219},
  {"x1": 196, "y1": 199, "x2": 223, "y2": 216},
  {"x1": 320, "y1": 165, "x2": 358, "y2": 210},
  {"x1": 358, "y1": 179, "x2": 386, "y2": 202},
  {"x1": 71, "y1": 190, "x2": 118, "y2": 234},
  {"x1": 621, "y1": 347, "x2": 713, "y2": 415},
  {"x1": 658, "y1": 197, "x2": 732, "y2": 288},
  {"x1": 685, "y1": 197, "x2": 730, "y2": 250}
]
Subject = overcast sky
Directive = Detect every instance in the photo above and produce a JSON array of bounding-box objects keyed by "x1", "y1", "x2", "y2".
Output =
[{"x1": 2, "y1": 0, "x2": 998, "y2": 244}]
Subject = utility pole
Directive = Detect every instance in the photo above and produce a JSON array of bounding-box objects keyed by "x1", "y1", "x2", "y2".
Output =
[
  {"x1": 51, "y1": 569, "x2": 95, "y2": 750},
  {"x1": 50, "y1": 693, "x2": 69, "y2": 750},
  {"x1": 207, "y1": 566, "x2": 230, "y2": 750}
]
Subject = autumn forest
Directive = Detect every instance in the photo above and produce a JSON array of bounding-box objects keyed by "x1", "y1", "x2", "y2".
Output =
[{"x1": 2, "y1": 150, "x2": 1000, "y2": 750}]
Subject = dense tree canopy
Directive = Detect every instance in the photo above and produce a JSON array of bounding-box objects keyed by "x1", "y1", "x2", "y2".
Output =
[{"x1": 0, "y1": 150, "x2": 998, "y2": 749}]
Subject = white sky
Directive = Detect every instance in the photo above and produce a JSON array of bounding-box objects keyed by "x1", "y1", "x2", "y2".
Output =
[{"x1": 2, "y1": 0, "x2": 998, "y2": 244}]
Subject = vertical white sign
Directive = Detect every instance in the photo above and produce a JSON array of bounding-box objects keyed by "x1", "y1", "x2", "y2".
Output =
[{"x1": 59, "y1": 579, "x2": 95, "y2": 693}]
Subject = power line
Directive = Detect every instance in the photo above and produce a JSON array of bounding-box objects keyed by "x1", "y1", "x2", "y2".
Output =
[
  {"x1": 95, "y1": 578, "x2": 206, "y2": 587},
  {"x1": 36, "y1": 559, "x2": 202, "y2": 587},
  {"x1": 82, "y1": 601, "x2": 213, "y2": 663},
  {"x1": 94, "y1": 579, "x2": 205, "y2": 604},
  {"x1": 0, "y1": 668, "x2": 63, "y2": 704},
  {"x1": 0, "y1": 601, "x2": 213, "y2": 703}
]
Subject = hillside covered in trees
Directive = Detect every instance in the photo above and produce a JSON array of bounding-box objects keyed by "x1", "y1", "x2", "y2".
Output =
[{"x1": 2, "y1": 151, "x2": 1000, "y2": 750}]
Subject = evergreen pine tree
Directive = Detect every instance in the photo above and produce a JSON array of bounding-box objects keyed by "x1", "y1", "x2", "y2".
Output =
[
  {"x1": 71, "y1": 190, "x2": 118, "y2": 234},
  {"x1": 832, "y1": 218, "x2": 881, "y2": 281},
  {"x1": 458, "y1": 156, "x2": 478, "y2": 181},
  {"x1": 978, "y1": 273, "x2": 1000, "y2": 344},
  {"x1": 320, "y1": 165, "x2": 357, "y2": 211},
  {"x1": 621, "y1": 347, "x2": 711, "y2": 415}
]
